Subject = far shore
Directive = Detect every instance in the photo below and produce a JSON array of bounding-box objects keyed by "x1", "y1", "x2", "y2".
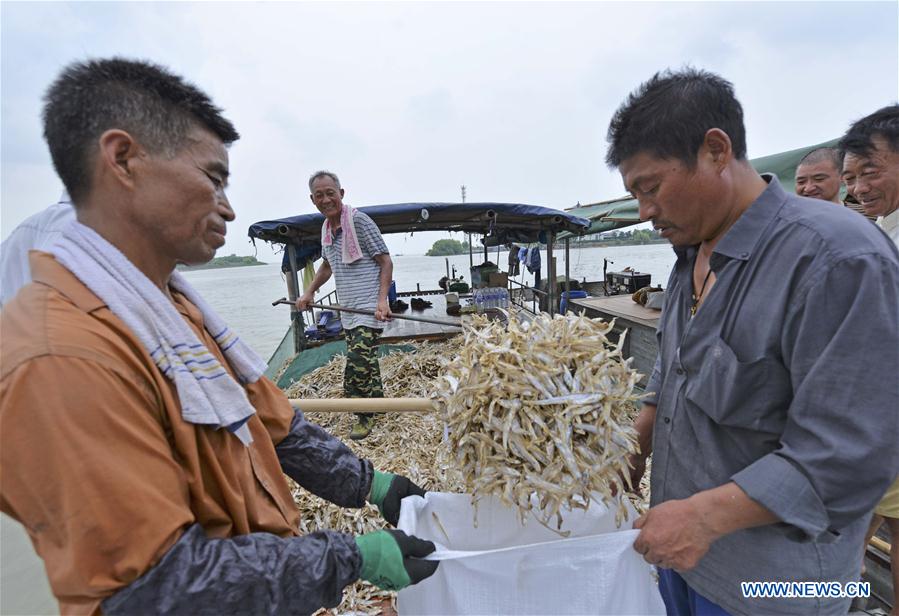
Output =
[{"x1": 178, "y1": 254, "x2": 267, "y2": 271}]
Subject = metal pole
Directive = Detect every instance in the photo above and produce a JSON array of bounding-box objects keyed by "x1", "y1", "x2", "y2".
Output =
[
  {"x1": 564, "y1": 238, "x2": 571, "y2": 313},
  {"x1": 468, "y1": 234, "x2": 473, "y2": 268},
  {"x1": 547, "y1": 231, "x2": 555, "y2": 316},
  {"x1": 286, "y1": 244, "x2": 306, "y2": 353}
]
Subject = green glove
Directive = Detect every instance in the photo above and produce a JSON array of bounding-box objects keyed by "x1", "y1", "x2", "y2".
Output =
[
  {"x1": 355, "y1": 529, "x2": 439, "y2": 591},
  {"x1": 369, "y1": 470, "x2": 427, "y2": 526}
]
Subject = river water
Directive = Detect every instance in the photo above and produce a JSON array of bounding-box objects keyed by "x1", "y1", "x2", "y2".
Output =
[{"x1": 181, "y1": 243, "x2": 677, "y2": 361}]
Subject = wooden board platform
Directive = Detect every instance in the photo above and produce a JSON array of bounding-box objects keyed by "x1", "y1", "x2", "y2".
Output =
[
  {"x1": 380, "y1": 293, "x2": 463, "y2": 341},
  {"x1": 568, "y1": 294, "x2": 661, "y2": 327}
]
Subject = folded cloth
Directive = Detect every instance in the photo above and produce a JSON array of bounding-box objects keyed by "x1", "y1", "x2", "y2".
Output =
[
  {"x1": 50, "y1": 222, "x2": 267, "y2": 445},
  {"x1": 321, "y1": 205, "x2": 362, "y2": 264}
]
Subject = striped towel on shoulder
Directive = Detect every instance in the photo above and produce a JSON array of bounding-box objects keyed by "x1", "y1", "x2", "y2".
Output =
[{"x1": 51, "y1": 222, "x2": 267, "y2": 445}]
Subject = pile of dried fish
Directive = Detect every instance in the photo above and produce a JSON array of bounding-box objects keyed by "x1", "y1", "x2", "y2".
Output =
[
  {"x1": 434, "y1": 313, "x2": 644, "y2": 532},
  {"x1": 285, "y1": 339, "x2": 465, "y2": 615}
]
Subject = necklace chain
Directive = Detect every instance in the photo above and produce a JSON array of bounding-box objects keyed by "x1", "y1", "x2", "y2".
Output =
[{"x1": 691, "y1": 267, "x2": 713, "y2": 316}]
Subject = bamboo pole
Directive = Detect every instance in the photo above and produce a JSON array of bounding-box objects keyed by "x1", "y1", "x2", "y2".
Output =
[
  {"x1": 290, "y1": 397, "x2": 436, "y2": 413},
  {"x1": 870, "y1": 535, "x2": 891, "y2": 555}
]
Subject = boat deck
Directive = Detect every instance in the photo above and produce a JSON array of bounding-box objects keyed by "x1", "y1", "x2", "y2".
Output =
[
  {"x1": 569, "y1": 293, "x2": 661, "y2": 327},
  {"x1": 379, "y1": 293, "x2": 463, "y2": 342}
]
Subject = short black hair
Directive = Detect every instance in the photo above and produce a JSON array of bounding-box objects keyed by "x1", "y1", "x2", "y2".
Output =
[
  {"x1": 838, "y1": 104, "x2": 899, "y2": 159},
  {"x1": 605, "y1": 67, "x2": 747, "y2": 169},
  {"x1": 42, "y1": 57, "x2": 240, "y2": 203},
  {"x1": 797, "y1": 147, "x2": 841, "y2": 171}
]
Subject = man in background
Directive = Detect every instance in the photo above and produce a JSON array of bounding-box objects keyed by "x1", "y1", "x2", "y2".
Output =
[
  {"x1": 842, "y1": 104, "x2": 899, "y2": 245},
  {"x1": 296, "y1": 171, "x2": 394, "y2": 440},
  {"x1": 840, "y1": 104, "x2": 899, "y2": 615},
  {"x1": 793, "y1": 146, "x2": 876, "y2": 220},
  {"x1": 794, "y1": 147, "x2": 843, "y2": 203}
]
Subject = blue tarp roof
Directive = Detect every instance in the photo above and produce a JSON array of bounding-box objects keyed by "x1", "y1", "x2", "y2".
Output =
[{"x1": 248, "y1": 202, "x2": 590, "y2": 245}]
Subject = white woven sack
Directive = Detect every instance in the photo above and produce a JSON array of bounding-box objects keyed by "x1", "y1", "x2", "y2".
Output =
[{"x1": 397, "y1": 492, "x2": 665, "y2": 615}]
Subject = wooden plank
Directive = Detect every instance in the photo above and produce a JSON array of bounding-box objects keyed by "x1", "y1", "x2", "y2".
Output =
[{"x1": 569, "y1": 294, "x2": 661, "y2": 328}]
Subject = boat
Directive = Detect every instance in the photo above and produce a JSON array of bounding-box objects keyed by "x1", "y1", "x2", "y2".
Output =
[
  {"x1": 247, "y1": 202, "x2": 590, "y2": 387},
  {"x1": 247, "y1": 140, "x2": 845, "y2": 387}
]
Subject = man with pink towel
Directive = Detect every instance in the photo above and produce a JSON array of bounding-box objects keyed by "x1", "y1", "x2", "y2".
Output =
[{"x1": 297, "y1": 171, "x2": 394, "y2": 440}]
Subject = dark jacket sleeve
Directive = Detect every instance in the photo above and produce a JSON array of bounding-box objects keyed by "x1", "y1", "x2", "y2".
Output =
[
  {"x1": 102, "y1": 524, "x2": 361, "y2": 616},
  {"x1": 276, "y1": 410, "x2": 373, "y2": 507}
]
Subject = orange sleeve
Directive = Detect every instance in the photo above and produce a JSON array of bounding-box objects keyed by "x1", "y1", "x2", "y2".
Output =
[
  {"x1": 246, "y1": 376, "x2": 297, "y2": 446},
  {"x1": 0, "y1": 356, "x2": 194, "y2": 612}
]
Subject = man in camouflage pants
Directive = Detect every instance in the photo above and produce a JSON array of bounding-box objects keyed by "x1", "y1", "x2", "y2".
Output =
[
  {"x1": 298, "y1": 171, "x2": 393, "y2": 439},
  {"x1": 344, "y1": 326, "x2": 384, "y2": 410}
]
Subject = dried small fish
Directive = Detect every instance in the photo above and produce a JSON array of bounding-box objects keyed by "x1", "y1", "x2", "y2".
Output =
[
  {"x1": 434, "y1": 312, "x2": 644, "y2": 532},
  {"x1": 280, "y1": 323, "x2": 651, "y2": 614}
]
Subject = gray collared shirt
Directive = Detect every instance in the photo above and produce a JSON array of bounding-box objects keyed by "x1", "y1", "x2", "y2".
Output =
[{"x1": 645, "y1": 175, "x2": 899, "y2": 615}]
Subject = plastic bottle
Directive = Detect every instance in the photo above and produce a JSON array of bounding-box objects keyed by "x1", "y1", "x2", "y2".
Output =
[{"x1": 475, "y1": 289, "x2": 485, "y2": 313}]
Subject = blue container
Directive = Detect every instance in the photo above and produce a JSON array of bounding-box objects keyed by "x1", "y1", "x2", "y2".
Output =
[
  {"x1": 388, "y1": 280, "x2": 397, "y2": 304},
  {"x1": 559, "y1": 290, "x2": 588, "y2": 315}
]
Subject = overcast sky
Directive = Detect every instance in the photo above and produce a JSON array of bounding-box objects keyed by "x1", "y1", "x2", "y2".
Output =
[{"x1": 2, "y1": 1, "x2": 897, "y2": 260}]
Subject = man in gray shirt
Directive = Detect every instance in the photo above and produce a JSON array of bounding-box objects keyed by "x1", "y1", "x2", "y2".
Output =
[
  {"x1": 297, "y1": 171, "x2": 393, "y2": 440},
  {"x1": 606, "y1": 68, "x2": 899, "y2": 615}
]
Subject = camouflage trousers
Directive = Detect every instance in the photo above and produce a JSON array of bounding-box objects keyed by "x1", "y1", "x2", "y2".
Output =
[{"x1": 344, "y1": 326, "x2": 384, "y2": 420}]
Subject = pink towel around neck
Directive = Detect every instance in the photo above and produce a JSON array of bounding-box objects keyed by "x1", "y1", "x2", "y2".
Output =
[{"x1": 321, "y1": 205, "x2": 363, "y2": 264}]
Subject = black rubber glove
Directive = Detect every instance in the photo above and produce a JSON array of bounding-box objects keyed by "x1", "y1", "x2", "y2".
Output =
[
  {"x1": 369, "y1": 471, "x2": 427, "y2": 527},
  {"x1": 355, "y1": 529, "x2": 440, "y2": 590}
]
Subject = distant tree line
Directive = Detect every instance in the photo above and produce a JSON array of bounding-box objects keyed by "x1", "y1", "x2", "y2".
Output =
[
  {"x1": 426, "y1": 239, "x2": 471, "y2": 256},
  {"x1": 178, "y1": 254, "x2": 267, "y2": 271},
  {"x1": 577, "y1": 228, "x2": 664, "y2": 246}
]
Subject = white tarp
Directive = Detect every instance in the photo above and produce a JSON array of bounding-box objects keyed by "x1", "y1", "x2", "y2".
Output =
[{"x1": 397, "y1": 492, "x2": 666, "y2": 615}]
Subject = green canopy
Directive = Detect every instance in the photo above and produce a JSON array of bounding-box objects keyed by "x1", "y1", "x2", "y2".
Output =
[{"x1": 559, "y1": 138, "x2": 839, "y2": 239}]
